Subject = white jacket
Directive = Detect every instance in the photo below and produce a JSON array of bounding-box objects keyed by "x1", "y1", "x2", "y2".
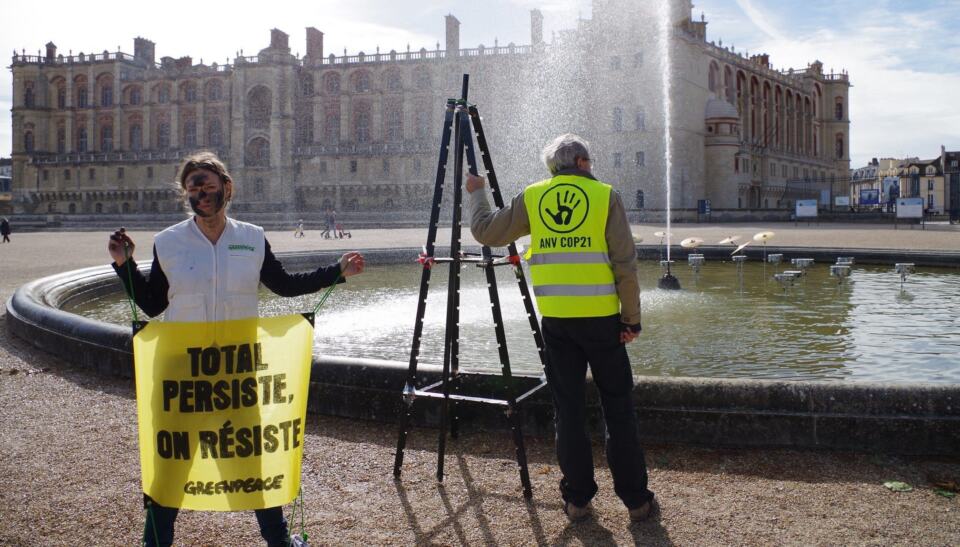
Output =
[{"x1": 154, "y1": 218, "x2": 266, "y2": 322}]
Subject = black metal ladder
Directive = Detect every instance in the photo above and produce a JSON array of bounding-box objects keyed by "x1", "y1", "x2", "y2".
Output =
[{"x1": 392, "y1": 75, "x2": 547, "y2": 499}]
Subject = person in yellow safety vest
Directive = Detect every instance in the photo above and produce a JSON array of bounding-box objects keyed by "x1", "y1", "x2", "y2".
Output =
[{"x1": 466, "y1": 133, "x2": 654, "y2": 523}]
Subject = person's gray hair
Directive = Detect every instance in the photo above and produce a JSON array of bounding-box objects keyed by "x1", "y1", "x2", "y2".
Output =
[{"x1": 541, "y1": 133, "x2": 591, "y2": 175}]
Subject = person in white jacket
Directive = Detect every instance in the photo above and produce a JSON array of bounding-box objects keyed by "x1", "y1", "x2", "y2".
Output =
[{"x1": 108, "y1": 151, "x2": 365, "y2": 547}]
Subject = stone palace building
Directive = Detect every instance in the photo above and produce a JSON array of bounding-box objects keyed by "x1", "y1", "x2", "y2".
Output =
[{"x1": 7, "y1": 0, "x2": 850, "y2": 218}]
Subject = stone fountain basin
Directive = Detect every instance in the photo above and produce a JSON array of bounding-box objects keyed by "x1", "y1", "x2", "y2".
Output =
[{"x1": 6, "y1": 248, "x2": 959, "y2": 455}]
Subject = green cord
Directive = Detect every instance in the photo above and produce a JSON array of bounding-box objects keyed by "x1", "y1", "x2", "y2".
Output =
[
  {"x1": 123, "y1": 243, "x2": 140, "y2": 323},
  {"x1": 311, "y1": 275, "x2": 342, "y2": 315}
]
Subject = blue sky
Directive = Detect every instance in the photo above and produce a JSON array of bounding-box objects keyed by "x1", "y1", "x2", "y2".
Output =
[{"x1": 2, "y1": 0, "x2": 958, "y2": 166}]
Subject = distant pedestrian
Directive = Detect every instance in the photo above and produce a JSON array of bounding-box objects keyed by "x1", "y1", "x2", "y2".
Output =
[
  {"x1": 1, "y1": 217, "x2": 10, "y2": 243},
  {"x1": 322, "y1": 209, "x2": 337, "y2": 239},
  {"x1": 294, "y1": 219, "x2": 305, "y2": 239}
]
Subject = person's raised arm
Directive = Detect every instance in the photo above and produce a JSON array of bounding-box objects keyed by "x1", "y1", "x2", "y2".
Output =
[
  {"x1": 259, "y1": 239, "x2": 365, "y2": 297},
  {"x1": 108, "y1": 229, "x2": 169, "y2": 318}
]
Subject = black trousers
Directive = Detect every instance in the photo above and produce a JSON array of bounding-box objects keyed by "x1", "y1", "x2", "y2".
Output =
[
  {"x1": 143, "y1": 501, "x2": 288, "y2": 547},
  {"x1": 541, "y1": 314, "x2": 654, "y2": 509}
]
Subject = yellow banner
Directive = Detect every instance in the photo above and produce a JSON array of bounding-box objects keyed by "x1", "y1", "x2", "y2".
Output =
[{"x1": 132, "y1": 314, "x2": 313, "y2": 511}]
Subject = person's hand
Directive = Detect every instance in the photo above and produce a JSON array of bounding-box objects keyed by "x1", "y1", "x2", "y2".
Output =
[
  {"x1": 466, "y1": 174, "x2": 486, "y2": 194},
  {"x1": 620, "y1": 323, "x2": 640, "y2": 344},
  {"x1": 339, "y1": 251, "x2": 365, "y2": 277},
  {"x1": 108, "y1": 227, "x2": 135, "y2": 266}
]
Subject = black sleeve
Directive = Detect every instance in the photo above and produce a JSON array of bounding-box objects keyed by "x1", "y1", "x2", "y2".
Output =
[
  {"x1": 259, "y1": 239, "x2": 344, "y2": 297},
  {"x1": 111, "y1": 245, "x2": 169, "y2": 318}
]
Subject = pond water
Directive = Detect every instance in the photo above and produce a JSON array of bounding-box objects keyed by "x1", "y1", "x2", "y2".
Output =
[{"x1": 69, "y1": 260, "x2": 960, "y2": 383}]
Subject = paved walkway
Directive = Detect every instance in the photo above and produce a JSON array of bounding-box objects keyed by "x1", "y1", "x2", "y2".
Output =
[{"x1": 1, "y1": 225, "x2": 958, "y2": 545}]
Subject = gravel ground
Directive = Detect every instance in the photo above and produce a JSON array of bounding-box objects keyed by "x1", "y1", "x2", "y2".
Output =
[{"x1": 1, "y1": 226, "x2": 959, "y2": 546}]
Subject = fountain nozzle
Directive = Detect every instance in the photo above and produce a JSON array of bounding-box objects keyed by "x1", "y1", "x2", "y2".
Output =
[{"x1": 658, "y1": 260, "x2": 682, "y2": 290}]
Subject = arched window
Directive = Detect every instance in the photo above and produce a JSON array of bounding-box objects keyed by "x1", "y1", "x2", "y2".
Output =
[
  {"x1": 95, "y1": 203, "x2": 103, "y2": 213},
  {"x1": 835, "y1": 133, "x2": 844, "y2": 160},
  {"x1": 207, "y1": 118, "x2": 222, "y2": 148},
  {"x1": 708, "y1": 62, "x2": 720, "y2": 93},
  {"x1": 77, "y1": 127, "x2": 88, "y2": 152},
  {"x1": 182, "y1": 81, "x2": 198, "y2": 103},
  {"x1": 57, "y1": 126, "x2": 66, "y2": 153},
  {"x1": 835, "y1": 97, "x2": 843, "y2": 121},
  {"x1": 183, "y1": 119, "x2": 197, "y2": 148},
  {"x1": 101, "y1": 86, "x2": 113, "y2": 106},
  {"x1": 245, "y1": 137, "x2": 270, "y2": 167},
  {"x1": 324, "y1": 106, "x2": 340, "y2": 143},
  {"x1": 57, "y1": 86, "x2": 66, "y2": 109},
  {"x1": 247, "y1": 86, "x2": 272, "y2": 129},
  {"x1": 157, "y1": 122, "x2": 170, "y2": 149},
  {"x1": 324, "y1": 73, "x2": 341, "y2": 95},
  {"x1": 157, "y1": 85, "x2": 170, "y2": 104},
  {"x1": 129, "y1": 86, "x2": 141, "y2": 105},
  {"x1": 385, "y1": 105, "x2": 402, "y2": 142},
  {"x1": 384, "y1": 70, "x2": 402, "y2": 92},
  {"x1": 24, "y1": 83, "x2": 35, "y2": 108},
  {"x1": 100, "y1": 126, "x2": 113, "y2": 152},
  {"x1": 353, "y1": 71, "x2": 371, "y2": 93},
  {"x1": 354, "y1": 103, "x2": 371, "y2": 143},
  {"x1": 414, "y1": 68, "x2": 431, "y2": 91},
  {"x1": 129, "y1": 124, "x2": 142, "y2": 151},
  {"x1": 301, "y1": 74, "x2": 314, "y2": 96},
  {"x1": 24, "y1": 131, "x2": 34, "y2": 152},
  {"x1": 206, "y1": 80, "x2": 223, "y2": 101},
  {"x1": 77, "y1": 85, "x2": 88, "y2": 108},
  {"x1": 297, "y1": 114, "x2": 314, "y2": 144}
]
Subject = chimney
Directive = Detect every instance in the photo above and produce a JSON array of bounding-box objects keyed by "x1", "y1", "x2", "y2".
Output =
[
  {"x1": 270, "y1": 29, "x2": 290, "y2": 52},
  {"x1": 445, "y1": 14, "x2": 460, "y2": 57},
  {"x1": 45, "y1": 42, "x2": 57, "y2": 60},
  {"x1": 175, "y1": 56, "x2": 192, "y2": 70},
  {"x1": 134, "y1": 37, "x2": 155, "y2": 64},
  {"x1": 531, "y1": 10, "x2": 544, "y2": 46},
  {"x1": 306, "y1": 27, "x2": 324, "y2": 61}
]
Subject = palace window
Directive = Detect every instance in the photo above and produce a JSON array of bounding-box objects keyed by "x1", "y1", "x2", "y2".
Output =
[
  {"x1": 611, "y1": 56, "x2": 621, "y2": 70},
  {"x1": 324, "y1": 73, "x2": 341, "y2": 95},
  {"x1": 635, "y1": 151, "x2": 645, "y2": 167},
  {"x1": 834, "y1": 97, "x2": 843, "y2": 121},
  {"x1": 158, "y1": 86, "x2": 169, "y2": 104},
  {"x1": 24, "y1": 83, "x2": 35, "y2": 108},
  {"x1": 354, "y1": 105, "x2": 371, "y2": 143},
  {"x1": 613, "y1": 152, "x2": 622, "y2": 168},
  {"x1": 101, "y1": 86, "x2": 113, "y2": 107},
  {"x1": 206, "y1": 80, "x2": 222, "y2": 101},
  {"x1": 88, "y1": 168, "x2": 96, "y2": 180},
  {"x1": 23, "y1": 131, "x2": 34, "y2": 153},
  {"x1": 635, "y1": 111, "x2": 645, "y2": 131},
  {"x1": 324, "y1": 108, "x2": 340, "y2": 143},
  {"x1": 64, "y1": 169, "x2": 71, "y2": 180},
  {"x1": 77, "y1": 128, "x2": 88, "y2": 152},
  {"x1": 129, "y1": 125, "x2": 142, "y2": 151},
  {"x1": 207, "y1": 119, "x2": 222, "y2": 148},
  {"x1": 612, "y1": 107, "x2": 623, "y2": 132},
  {"x1": 245, "y1": 137, "x2": 270, "y2": 167},
  {"x1": 157, "y1": 122, "x2": 170, "y2": 149},
  {"x1": 350, "y1": 160, "x2": 357, "y2": 173},
  {"x1": 383, "y1": 158, "x2": 390, "y2": 175},
  {"x1": 78, "y1": 86, "x2": 88, "y2": 108},
  {"x1": 184, "y1": 83, "x2": 197, "y2": 103},
  {"x1": 413, "y1": 158, "x2": 422, "y2": 176},
  {"x1": 118, "y1": 167, "x2": 124, "y2": 179},
  {"x1": 301, "y1": 74, "x2": 314, "y2": 96},
  {"x1": 57, "y1": 127, "x2": 66, "y2": 153},
  {"x1": 354, "y1": 71, "x2": 371, "y2": 93},
  {"x1": 385, "y1": 107, "x2": 402, "y2": 142},
  {"x1": 57, "y1": 87, "x2": 66, "y2": 109},
  {"x1": 183, "y1": 120, "x2": 197, "y2": 148},
  {"x1": 147, "y1": 166, "x2": 153, "y2": 178},
  {"x1": 101, "y1": 126, "x2": 113, "y2": 152},
  {"x1": 129, "y1": 87, "x2": 141, "y2": 105},
  {"x1": 385, "y1": 71, "x2": 402, "y2": 92}
]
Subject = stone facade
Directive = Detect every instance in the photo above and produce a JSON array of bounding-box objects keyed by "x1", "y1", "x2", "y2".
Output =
[{"x1": 8, "y1": 0, "x2": 850, "y2": 217}]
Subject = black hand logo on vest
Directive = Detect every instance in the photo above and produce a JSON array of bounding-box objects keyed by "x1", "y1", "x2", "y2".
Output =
[{"x1": 538, "y1": 184, "x2": 590, "y2": 234}]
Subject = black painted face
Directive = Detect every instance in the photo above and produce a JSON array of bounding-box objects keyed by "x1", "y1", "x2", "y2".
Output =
[{"x1": 185, "y1": 170, "x2": 226, "y2": 217}]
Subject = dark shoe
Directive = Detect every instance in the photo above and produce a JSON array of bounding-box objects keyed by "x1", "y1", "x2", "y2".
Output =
[
  {"x1": 563, "y1": 501, "x2": 592, "y2": 521},
  {"x1": 629, "y1": 500, "x2": 654, "y2": 522}
]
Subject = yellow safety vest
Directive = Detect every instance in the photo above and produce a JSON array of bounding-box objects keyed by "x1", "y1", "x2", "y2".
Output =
[{"x1": 523, "y1": 174, "x2": 619, "y2": 318}]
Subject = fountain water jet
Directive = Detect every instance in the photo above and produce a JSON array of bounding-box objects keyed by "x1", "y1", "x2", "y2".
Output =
[{"x1": 656, "y1": 0, "x2": 680, "y2": 291}]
